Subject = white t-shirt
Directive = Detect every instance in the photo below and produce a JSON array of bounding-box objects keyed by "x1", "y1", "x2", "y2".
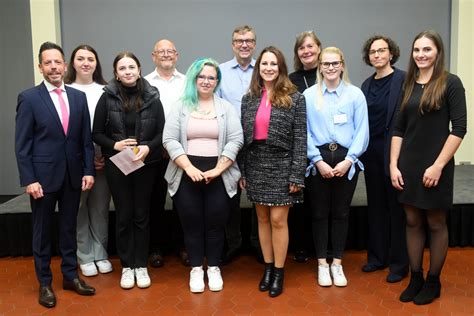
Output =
[{"x1": 68, "y1": 82, "x2": 105, "y2": 127}]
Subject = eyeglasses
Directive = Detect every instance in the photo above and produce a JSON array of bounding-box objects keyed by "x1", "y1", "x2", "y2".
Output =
[
  {"x1": 153, "y1": 49, "x2": 177, "y2": 56},
  {"x1": 232, "y1": 39, "x2": 256, "y2": 46},
  {"x1": 369, "y1": 47, "x2": 389, "y2": 55},
  {"x1": 197, "y1": 75, "x2": 217, "y2": 83},
  {"x1": 320, "y1": 61, "x2": 342, "y2": 69}
]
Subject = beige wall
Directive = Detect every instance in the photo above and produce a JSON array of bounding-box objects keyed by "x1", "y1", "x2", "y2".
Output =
[
  {"x1": 451, "y1": 0, "x2": 473, "y2": 164},
  {"x1": 30, "y1": 0, "x2": 61, "y2": 84}
]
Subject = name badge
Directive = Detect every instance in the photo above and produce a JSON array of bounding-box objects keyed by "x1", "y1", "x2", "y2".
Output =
[{"x1": 334, "y1": 114, "x2": 347, "y2": 124}]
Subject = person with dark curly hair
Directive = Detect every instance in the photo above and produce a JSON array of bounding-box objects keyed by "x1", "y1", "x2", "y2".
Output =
[{"x1": 360, "y1": 35, "x2": 409, "y2": 283}]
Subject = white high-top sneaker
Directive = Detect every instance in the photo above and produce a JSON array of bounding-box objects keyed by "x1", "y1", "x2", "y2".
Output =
[
  {"x1": 135, "y1": 267, "x2": 151, "y2": 288},
  {"x1": 318, "y1": 264, "x2": 332, "y2": 287},
  {"x1": 207, "y1": 266, "x2": 223, "y2": 291},
  {"x1": 189, "y1": 266, "x2": 205, "y2": 293},
  {"x1": 120, "y1": 267, "x2": 135, "y2": 289},
  {"x1": 331, "y1": 263, "x2": 348, "y2": 287}
]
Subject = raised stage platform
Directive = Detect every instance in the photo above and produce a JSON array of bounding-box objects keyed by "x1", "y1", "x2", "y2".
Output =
[{"x1": 1, "y1": 166, "x2": 473, "y2": 257}]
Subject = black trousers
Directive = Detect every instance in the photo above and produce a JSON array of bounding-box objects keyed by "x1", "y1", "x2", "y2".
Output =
[
  {"x1": 31, "y1": 170, "x2": 81, "y2": 286},
  {"x1": 289, "y1": 161, "x2": 312, "y2": 254},
  {"x1": 225, "y1": 187, "x2": 242, "y2": 251},
  {"x1": 149, "y1": 157, "x2": 185, "y2": 255},
  {"x1": 173, "y1": 156, "x2": 231, "y2": 267},
  {"x1": 105, "y1": 160, "x2": 157, "y2": 268},
  {"x1": 363, "y1": 143, "x2": 408, "y2": 275},
  {"x1": 307, "y1": 146, "x2": 359, "y2": 259}
]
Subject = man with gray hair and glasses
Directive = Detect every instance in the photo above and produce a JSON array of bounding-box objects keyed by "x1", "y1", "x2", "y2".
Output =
[{"x1": 217, "y1": 25, "x2": 261, "y2": 264}]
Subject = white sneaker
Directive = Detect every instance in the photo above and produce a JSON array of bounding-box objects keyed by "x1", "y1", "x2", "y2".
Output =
[
  {"x1": 80, "y1": 262, "x2": 98, "y2": 277},
  {"x1": 120, "y1": 267, "x2": 135, "y2": 289},
  {"x1": 207, "y1": 266, "x2": 223, "y2": 291},
  {"x1": 135, "y1": 267, "x2": 151, "y2": 288},
  {"x1": 96, "y1": 259, "x2": 113, "y2": 274},
  {"x1": 318, "y1": 264, "x2": 332, "y2": 287},
  {"x1": 331, "y1": 264, "x2": 348, "y2": 287},
  {"x1": 189, "y1": 266, "x2": 205, "y2": 293}
]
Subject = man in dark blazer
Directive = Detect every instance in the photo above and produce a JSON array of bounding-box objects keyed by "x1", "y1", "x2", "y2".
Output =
[{"x1": 15, "y1": 42, "x2": 96, "y2": 308}]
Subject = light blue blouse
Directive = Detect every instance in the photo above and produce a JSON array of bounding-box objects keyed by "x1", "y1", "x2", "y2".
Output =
[{"x1": 304, "y1": 81, "x2": 369, "y2": 180}]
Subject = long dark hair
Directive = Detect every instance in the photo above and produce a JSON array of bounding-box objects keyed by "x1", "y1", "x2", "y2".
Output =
[
  {"x1": 112, "y1": 51, "x2": 144, "y2": 111},
  {"x1": 401, "y1": 30, "x2": 447, "y2": 113},
  {"x1": 249, "y1": 46, "x2": 297, "y2": 108},
  {"x1": 64, "y1": 44, "x2": 107, "y2": 84}
]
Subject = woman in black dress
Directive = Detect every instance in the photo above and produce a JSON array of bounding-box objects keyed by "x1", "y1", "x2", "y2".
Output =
[
  {"x1": 240, "y1": 46, "x2": 306, "y2": 297},
  {"x1": 360, "y1": 35, "x2": 408, "y2": 283},
  {"x1": 390, "y1": 30, "x2": 467, "y2": 305}
]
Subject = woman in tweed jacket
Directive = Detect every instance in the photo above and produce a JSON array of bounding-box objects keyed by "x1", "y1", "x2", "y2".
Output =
[{"x1": 239, "y1": 46, "x2": 307, "y2": 297}]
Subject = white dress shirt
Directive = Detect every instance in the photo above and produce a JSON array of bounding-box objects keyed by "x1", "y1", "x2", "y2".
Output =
[
  {"x1": 144, "y1": 68, "x2": 185, "y2": 118},
  {"x1": 44, "y1": 80, "x2": 70, "y2": 126}
]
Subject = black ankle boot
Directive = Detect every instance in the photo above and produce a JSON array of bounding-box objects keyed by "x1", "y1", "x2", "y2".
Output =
[
  {"x1": 269, "y1": 267, "x2": 284, "y2": 297},
  {"x1": 399, "y1": 271, "x2": 425, "y2": 302},
  {"x1": 259, "y1": 263, "x2": 274, "y2": 291},
  {"x1": 413, "y1": 273, "x2": 441, "y2": 305}
]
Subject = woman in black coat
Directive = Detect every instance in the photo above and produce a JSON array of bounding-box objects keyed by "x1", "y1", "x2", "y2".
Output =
[
  {"x1": 93, "y1": 52, "x2": 165, "y2": 290},
  {"x1": 360, "y1": 35, "x2": 408, "y2": 283}
]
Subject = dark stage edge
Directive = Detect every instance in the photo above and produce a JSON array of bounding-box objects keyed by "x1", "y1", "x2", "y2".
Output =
[{"x1": 1, "y1": 166, "x2": 473, "y2": 257}]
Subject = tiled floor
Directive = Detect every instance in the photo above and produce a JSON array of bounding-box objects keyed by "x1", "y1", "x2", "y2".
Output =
[{"x1": 0, "y1": 249, "x2": 473, "y2": 315}]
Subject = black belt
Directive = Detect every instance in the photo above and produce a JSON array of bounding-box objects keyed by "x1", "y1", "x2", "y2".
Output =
[{"x1": 318, "y1": 143, "x2": 339, "y2": 152}]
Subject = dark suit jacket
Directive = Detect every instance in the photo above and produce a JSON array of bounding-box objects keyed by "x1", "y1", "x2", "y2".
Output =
[
  {"x1": 15, "y1": 82, "x2": 95, "y2": 193},
  {"x1": 361, "y1": 68, "x2": 405, "y2": 176},
  {"x1": 239, "y1": 91, "x2": 307, "y2": 186}
]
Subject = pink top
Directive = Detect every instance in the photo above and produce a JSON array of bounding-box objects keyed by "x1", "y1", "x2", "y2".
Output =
[
  {"x1": 187, "y1": 116, "x2": 219, "y2": 157},
  {"x1": 253, "y1": 89, "x2": 271, "y2": 140}
]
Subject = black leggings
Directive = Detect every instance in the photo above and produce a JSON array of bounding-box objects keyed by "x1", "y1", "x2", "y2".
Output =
[
  {"x1": 105, "y1": 160, "x2": 157, "y2": 268},
  {"x1": 173, "y1": 156, "x2": 231, "y2": 267},
  {"x1": 306, "y1": 146, "x2": 359, "y2": 259}
]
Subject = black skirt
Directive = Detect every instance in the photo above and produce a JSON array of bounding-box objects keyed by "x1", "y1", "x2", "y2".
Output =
[{"x1": 244, "y1": 141, "x2": 303, "y2": 206}]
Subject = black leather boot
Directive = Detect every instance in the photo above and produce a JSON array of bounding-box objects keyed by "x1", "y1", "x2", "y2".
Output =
[
  {"x1": 413, "y1": 273, "x2": 441, "y2": 305},
  {"x1": 269, "y1": 267, "x2": 284, "y2": 297},
  {"x1": 259, "y1": 263, "x2": 274, "y2": 291},
  {"x1": 399, "y1": 271, "x2": 425, "y2": 302}
]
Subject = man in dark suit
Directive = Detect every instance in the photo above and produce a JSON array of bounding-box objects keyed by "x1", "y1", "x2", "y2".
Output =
[{"x1": 15, "y1": 42, "x2": 96, "y2": 308}]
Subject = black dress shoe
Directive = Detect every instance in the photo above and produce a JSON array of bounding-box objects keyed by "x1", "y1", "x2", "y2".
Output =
[
  {"x1": 38, "y1": 286, "x2": 56, "y2": 308},
  {"x1": 362, "y1": 263, "x2": 385, "y2": 273},
  {"x1": 259, "y1": 263, "x2": 274, "y2": 291},
  {"x1": 149, "y1": 252, "x2": 164, "y2": 268},
  {"x1": 293, "y1": 249, "x2": 309, "y2": 263},
  {"x1": 179, "y1": 250, "x2": 190, "y2": 267},
  {"x1": 269, "y1": 267, "x2": 284, "y2": 297},
  {"x1": 63, "y1": 278, "x2": 96, "y2": 295},
  {"x1": 387, "y1": 272, "x2": 407, "y2": 283}
]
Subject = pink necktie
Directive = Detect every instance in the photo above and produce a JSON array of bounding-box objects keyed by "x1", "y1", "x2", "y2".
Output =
[{"x1": 54, "y1": 88, "x2": 69, "y2": 134}]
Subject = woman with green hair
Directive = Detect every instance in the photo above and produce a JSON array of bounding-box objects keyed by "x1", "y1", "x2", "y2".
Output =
[{"x1": 163, "y1": 58, "x2": 243, "y2": 293}]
